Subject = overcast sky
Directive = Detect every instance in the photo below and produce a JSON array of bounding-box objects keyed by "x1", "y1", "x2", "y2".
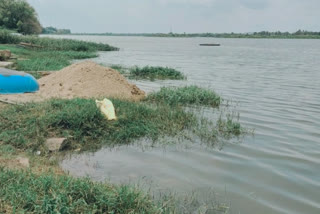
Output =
[{"x1": 27, "y1": 0, "x2": 319, "y2": 33}]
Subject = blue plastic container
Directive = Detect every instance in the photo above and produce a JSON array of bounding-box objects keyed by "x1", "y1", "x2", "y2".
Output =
[{"x1": 0, "y1": 68, "x2": 39, "y2": 94}]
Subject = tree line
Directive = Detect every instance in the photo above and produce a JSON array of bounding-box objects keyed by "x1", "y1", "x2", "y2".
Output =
[{"x1": 0, "y1": 0, "x2": 42, "y2": 34}]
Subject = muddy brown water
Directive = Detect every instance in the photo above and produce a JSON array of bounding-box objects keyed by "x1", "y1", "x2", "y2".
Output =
[{"x1": 48, "y1": 35, "x2": 320, "y2": 214}]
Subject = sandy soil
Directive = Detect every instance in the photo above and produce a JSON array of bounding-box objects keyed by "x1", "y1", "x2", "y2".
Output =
[{"x1": 0, "y1": 61, "x2": 145, "y2": 103}]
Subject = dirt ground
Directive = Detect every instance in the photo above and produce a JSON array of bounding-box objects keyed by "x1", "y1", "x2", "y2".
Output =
[{"x1": 0, "y1": 61, "x2": 145, "y2": 104}]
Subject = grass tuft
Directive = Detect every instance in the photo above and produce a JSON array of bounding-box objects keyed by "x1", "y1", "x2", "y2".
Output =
[
  {"x1": 0, "y1": 168, "x2": 159, "y2": 213},
  {"x1": 146, "y1": 86, "x2": 221, "y2": 107},
  {"x1": 129, "y1": 66, "x2": 185, "y2": 80}
]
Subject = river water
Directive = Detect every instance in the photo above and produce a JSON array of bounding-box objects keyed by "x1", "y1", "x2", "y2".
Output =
[{"x1": 53, "y1": 35, "x2": 320, "y2": 214}]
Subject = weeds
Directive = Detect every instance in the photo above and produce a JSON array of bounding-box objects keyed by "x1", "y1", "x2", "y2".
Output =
[
  {"x1": 110, "y1": 64, "x2": 127, "y2": 74},
  {"x1": 129, "y1": 66, "x2": 185, "y2": 80},
  {"x1": 146, "y1": 86, "x2": 221, "y2": 107},
  {"x1": 0, "y1": 168, "x2": 159, "y2": 213}
]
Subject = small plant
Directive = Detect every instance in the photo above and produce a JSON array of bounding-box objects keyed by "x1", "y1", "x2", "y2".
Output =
[
  {"x1": 129, "y1": 66, "x2": 185, "y2": 80},
  {"x1": 216, "y1": 114, "x2": 242, "y2": 138},
  {"x1": 110, "y1": 64, "x2": 127, "y2": 74},
  {"x1": 146, "y1": 85, "x2": 221, "y2": 107}
]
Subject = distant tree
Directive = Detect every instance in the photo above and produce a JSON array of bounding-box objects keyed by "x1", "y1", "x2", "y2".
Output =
[
  {"x1": 42, "y1": 27, "x2": 71, "y2": 34},
  {"x1": 0, "y1": 0, "x2": 42, "y2": 34}
]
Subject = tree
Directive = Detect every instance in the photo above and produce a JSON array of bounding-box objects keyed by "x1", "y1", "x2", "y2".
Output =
[{"x1": 0, "y1": 0, "x2": 42, "y2": 34}]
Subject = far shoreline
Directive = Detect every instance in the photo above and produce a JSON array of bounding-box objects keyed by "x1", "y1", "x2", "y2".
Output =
[{"x1": 43, "y1": 31, "x2": 320, "y2": 40}]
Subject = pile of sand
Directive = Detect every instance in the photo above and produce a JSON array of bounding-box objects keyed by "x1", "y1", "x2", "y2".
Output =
[{"x1": 0, "y1": 61, "x2": 145, "y2": 103}]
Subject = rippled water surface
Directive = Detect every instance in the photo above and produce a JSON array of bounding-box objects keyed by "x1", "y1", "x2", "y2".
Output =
[{"x1": 56, "y1": 36, "x2": 320, "y2": 214}]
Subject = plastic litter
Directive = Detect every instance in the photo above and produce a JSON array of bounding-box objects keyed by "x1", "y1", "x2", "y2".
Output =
[{"x1": 95, "y1": 98, "x2": 117, "y2": 121}]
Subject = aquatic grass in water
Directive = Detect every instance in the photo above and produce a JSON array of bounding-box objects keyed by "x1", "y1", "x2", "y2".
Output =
[
  {"x1": 110, "y1": 64, "x2": 128, "y2": 74},
  {"x1": 129, "y1": 66, "x2": 185, "y2": 80},
  {"x1": 146, "y1": 86, "x2": 221, "y2": 107}
]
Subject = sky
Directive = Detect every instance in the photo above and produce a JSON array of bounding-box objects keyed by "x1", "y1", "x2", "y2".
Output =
[{"x1": 26, "y1": 0, "x2": 320, "y2": 33}]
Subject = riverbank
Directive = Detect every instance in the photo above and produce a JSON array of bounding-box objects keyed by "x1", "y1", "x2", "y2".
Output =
[
  {"x1": 66, "y1": 31, "x2": 320, "y2": 39},
  {"x1": 0, "y1": 34, "x2": 243, "y2": 213},
  {"x1": 0, "y1": 30, "x2": 118, "y2": 77}
]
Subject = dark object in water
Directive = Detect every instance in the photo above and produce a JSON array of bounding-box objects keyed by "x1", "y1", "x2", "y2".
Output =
[
  {"x1": 199, "y1": 44, "x2": 220, "y2": 46},
  {"x1": 0, "y1": 68, "x2": 39, "y2": 94}
]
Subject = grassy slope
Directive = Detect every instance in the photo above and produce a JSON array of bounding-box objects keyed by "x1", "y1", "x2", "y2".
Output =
[
  {"x1": 0, "y1": 44, "x2": 97, "y2": 74},
  {"x1": 0, "y1": 30, "x2": 118, "y2": 74}
]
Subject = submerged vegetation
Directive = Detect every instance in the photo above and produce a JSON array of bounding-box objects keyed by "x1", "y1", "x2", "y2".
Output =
[{"x1": 129, "y1": 66, "x2": 185, "y2": 80}]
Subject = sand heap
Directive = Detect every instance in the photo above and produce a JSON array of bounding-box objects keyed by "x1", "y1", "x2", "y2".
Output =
[{"x1": 0, "y1": 61, "x2": 145, "y2": 103}]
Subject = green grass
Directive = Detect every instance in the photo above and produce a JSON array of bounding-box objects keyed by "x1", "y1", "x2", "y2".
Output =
[
  {"x1": 0, "y1": 95, "x2": 246, "y2": 153},
  {"x1": 0, "y1": 168, "x2": 159, "y2": 214},
  {"x1": 109, "y1": 64, "x2": 127, "y2": 74},
  {"x1": 0, "y1": 45, "x2": 98, "y2": 73},
  {"x1": 146, "y1": 86, "x2": 221, "y2": 107},
  {"x1": 0, "y1": 29, "x2": 118, "y2": 73},
  {"x1": 0, "y1": 98, "x2": 196, "y2": 152},
  {"x1": 129, "y1": 66, "x2": 185, "y2": 80},
  {"x1": 0, "y1": 30, "x2": 118, "y2": 51}
]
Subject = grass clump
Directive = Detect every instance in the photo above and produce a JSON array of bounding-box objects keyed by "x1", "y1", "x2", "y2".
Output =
[
  {"x1": 0, "y1": 98, "x2": 196, "y2": 152},
  {"x1": 0, "y1": 168, "x2": 159, "y2": 214},
  {"x1": 0, "y1": 30, "x2": 118, "y2": 51},
  {"x1": 129, "y1": 66, "x2": 185, "y2": 80},
  {"x1": 217, "y1": 115, "x2": 242, "y2": 138},
  {"x1": 110, "y1": 64, "x2": 127, "y2": 74},
  {"x1": 146, "y1": 86, "x2": 221, "y2": 107}
]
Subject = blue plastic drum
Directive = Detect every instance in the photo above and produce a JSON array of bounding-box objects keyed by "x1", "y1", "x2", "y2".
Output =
[{"x1": 0, "y1": 68, "x2": 39, "y2": 94}]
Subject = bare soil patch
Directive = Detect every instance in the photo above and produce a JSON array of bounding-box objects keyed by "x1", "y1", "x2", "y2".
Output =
[{"x1": 0, "y1": 61, "x2": 145, "y2": 103}]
